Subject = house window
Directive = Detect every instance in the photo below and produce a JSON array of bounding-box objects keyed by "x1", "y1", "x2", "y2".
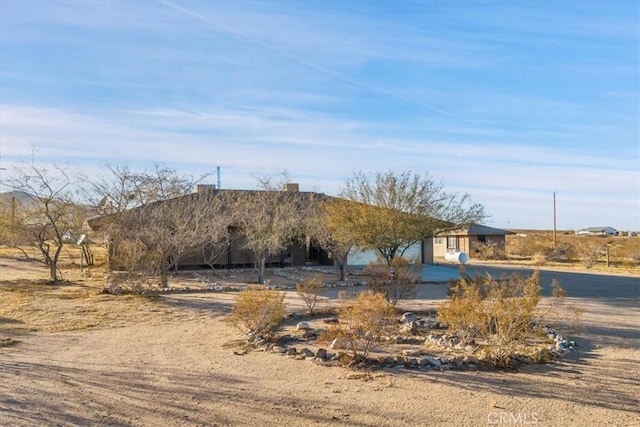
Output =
[
  {"x1": 434, "y1": 237, "x2": 443, "y2": 244},
  {"x1": 477, "y1": 235, "x2": 486, "y2": 243},
  {"x1": 447, "y1": 236, "x2": 458, "y2": 250}
]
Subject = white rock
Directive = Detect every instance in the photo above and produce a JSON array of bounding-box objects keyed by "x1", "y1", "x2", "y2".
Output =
[
  {"x1": 423, "y1": 356, "x2": 442, "y2": 367},
  {"x1": 401, "y1": 312, "x2": 418, "y2": 323},
  {"x1": 296, "y1": 321, "x2": 311, "y2": 330},
  {"x1": 299, "y1": 348, "x2": 315, "y2": 358}
]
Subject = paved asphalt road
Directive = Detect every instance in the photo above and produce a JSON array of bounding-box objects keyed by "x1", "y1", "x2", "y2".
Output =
[
  {"x1": 457, "y1": 264, "x2": 639, "y2": 306},
  {"x1": 338, "y1": 263, "x2": 638, "y2": 306}
]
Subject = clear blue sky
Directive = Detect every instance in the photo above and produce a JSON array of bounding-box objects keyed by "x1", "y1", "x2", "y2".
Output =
[{"x1": 1, "y1": 0, "x2": 638, "y2": 230}]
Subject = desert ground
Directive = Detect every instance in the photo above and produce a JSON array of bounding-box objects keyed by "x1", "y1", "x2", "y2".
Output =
[{"x1": 1, "y1": 254, "x2": 639, "y2": 426}]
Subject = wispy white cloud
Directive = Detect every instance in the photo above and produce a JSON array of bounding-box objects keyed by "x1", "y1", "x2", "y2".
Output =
[
  {"x1": 2, "y1": 104, "x2": 637, "y2": 217},
  {"x1": 1, "y1": 1, "x2": 638, "y2": 229}
]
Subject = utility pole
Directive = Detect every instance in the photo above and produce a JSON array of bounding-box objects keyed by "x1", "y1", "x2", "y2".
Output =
[{"x1": 553, "y1": 192, "x2": 557, "y2": 247}]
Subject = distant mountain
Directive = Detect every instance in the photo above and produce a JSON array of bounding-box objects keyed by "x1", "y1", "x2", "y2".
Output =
[
  {"x1": 0, "y1": 190, "x2": 39, "y2": 206},
  {"x1": 0, "y1": 190, "x2": 96, "y2": 216}
]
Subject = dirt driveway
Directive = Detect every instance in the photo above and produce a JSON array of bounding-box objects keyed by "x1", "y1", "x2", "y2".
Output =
[{"x1": 1, "y1": 258, "x2": 639, "y2": 426}]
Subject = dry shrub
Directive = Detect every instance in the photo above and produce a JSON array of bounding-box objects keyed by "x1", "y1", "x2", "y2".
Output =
[
  {"x1": 507, "y1": 235, "x2": 550, "y2": 259},
  {"x1": 472, "y1": 241, "x2": 506, "y2": 260},
  {"x1": 579, "y1": 242, "x2": 606, "y2": 268},
  {"x1": 621, "y1": 251, "x2": 640, "y2": 269},
  {"x1": 322, "y1": 290, "x2": 396, "y2": 364},
  {"x1": 227, "y1": 289, "x2": 286, "y2": 340},
  {"x1": 439, "y1": 270, "x2": 563, "y2": 368},
  {"x1": 101, "y1": 271, "x2": 164, "y2": 295},
  {"x1": 364, "y1": 257, "x2": 421, "y2": 306},
  {"x1": 296, "y1": 274, "x2": 325, "y2": 314},
  {"x1": 507, "y1": 231, "x2": 639, "y2": 272},
  {"x1": 545, "y1": 242, "x2": 576, "y2": 262},
  {"x1": 531, "y1": 252, "x2": 547, "y2": 266}
]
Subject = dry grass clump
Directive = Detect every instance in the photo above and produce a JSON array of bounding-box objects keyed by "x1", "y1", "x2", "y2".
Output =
[
  {"x1": 321, "y1": 291, "x2": 396, "y2": 365},
  {"x1": 506, "y1": 231, "x2": 640, "y2": 272},
  {"x1": 227, "y1": 288, "x2": 286, "y2": 341},
  {"x1": 438, "y1": 270, "x2": 567, "y2": 368},
  {"x1": 364, "y1": 257, "x2": 421, "y2": 306},
  {"x1": 545, "y1": 242, "x2": 576, "y2": 262},
  {"x1": 531, "y1": 252, "x2": 547, "y2": 266},
  {"x1": 0, "y1": 254, "x2": 180, "y2": 334},
  {"x1": 579, "y1": 241, "x2": 606, "y2": 269},
  {"x1": 472, "y1": 241, "x2": 507, "y2": 260},
  {"x1": 296, "y1": 274, "x2": 325, "y2": 314},
  {"x1": 0, "y1": 279, "x2": 174, "y2": 334}
]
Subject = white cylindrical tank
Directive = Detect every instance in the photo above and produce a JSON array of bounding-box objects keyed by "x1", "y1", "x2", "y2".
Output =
[{"x1": 444, "y1": 251, "x2": 468, "y2": 264}]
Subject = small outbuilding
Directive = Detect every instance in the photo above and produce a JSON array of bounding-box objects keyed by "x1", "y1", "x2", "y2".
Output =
[{"x1": 432, "y1": 223, "x2": 515, "y2": 260}]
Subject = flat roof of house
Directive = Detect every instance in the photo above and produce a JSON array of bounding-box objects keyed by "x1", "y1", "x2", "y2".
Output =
[{"x1": 439, "y1": 223, "x2": 516, "y2": 236}]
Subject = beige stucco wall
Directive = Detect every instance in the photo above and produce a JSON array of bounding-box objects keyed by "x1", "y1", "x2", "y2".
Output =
[{"x1": 434, "y1": 234, "x2": 506, "y2": 259}]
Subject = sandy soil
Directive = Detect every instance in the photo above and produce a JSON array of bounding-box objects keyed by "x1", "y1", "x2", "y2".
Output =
[{"x1": 1, "y1": 258, "x2": 639, "y2": 426}]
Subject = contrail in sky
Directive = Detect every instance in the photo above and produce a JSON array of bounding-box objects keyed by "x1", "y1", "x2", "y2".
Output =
[{"x1": 156, "y1": 0, "x2": 484, "y2": 128}]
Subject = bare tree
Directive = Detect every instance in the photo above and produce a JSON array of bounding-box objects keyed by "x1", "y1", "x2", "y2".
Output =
[
  {"x1": 364, "y1": 257, "x2": 422, "y2": 306},
  {"x1": 2, "y1": 164, "x2": 85, "y2": 283},
  {"x1": 322, "y1": 290, "x2": 396, "y2": 364},
  {"x1": 84, "y1": 164, "x2": 229, "y2": 288},
  {"x1": 233, "y1": 173, "x2": 315, "y2": 284},
  {"x1": 296, "y1": 275, "x2": 325, "y2": 314},
  {"x1": 80, "y1": 163, "x2": 210, "y2": 215},
  {"x1": 308, "y1": 198, "x2": 353, "y2": 281},
  {"x1": 337, "y1": 170, "x2": 486, "y2": 265},
  {"x1": 108, "y1": 191, "x2": 231, "y2": 287}
]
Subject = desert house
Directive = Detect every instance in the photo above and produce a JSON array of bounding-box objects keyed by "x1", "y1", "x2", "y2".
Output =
[
  {"x1": 88, "y1": 183, "x2": 454, "y2": 271},
  {"x1": 88, "y1": 184, "x2": 335, "y2": 270},
  {"x1": 576, "y1": 226, "x2": 618, "y2": 236},
  {"x1": 431, "y1": 223, "x2": 515, "y2": 260}
]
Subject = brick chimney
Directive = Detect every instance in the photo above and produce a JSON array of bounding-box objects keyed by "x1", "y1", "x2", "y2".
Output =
[
  {"x1": 196, "y1": 184, "x2": 216, "y2": 193},
  {"x1": 284, "y1": 183, "x2": 299, "y2": 192}
]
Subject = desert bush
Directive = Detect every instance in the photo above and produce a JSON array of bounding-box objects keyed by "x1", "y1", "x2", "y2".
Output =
[
  {"x1": 507, "y1": 235, "x2": 550, "y2": 259},
  {"x1": 228, "y1": 289, "x2": 286, "y2": 341},
  {"x1": 531, "y1": 252, "x2": 547, "y2": 266},
  {"x1": 101, "y1": 272, "x2": 163, "y2": 295},
  {"x1": 322, "y1": 290, "x2": 396, "y2": 364},
  {"x1": 296, "y1": 274, "x2": 325, "y2": 314},
  {"x1": 439, "y1": 270, "x2": 564, "y2": 368},
  {"x1": 364, "y1": 257, "x2": 421, "y2": 306},
  {"x1": 545, "y1": 242, "x2": 576, "y2": 262},
  {"x1": 442, "y1": 273, "x2": 488, "y2": 344},
  {"x1": 579, "y1": 242, "x2": 606, "y2": 268},
  {"x1": 472, "y1": 241, "x2": 506, "y2": 260},
  {"x1": 621, "y1": 250, "x2": 640, "y2": 269},
  {"x1": 506, "y1": 231, "x2": 639, "y2": 271}
]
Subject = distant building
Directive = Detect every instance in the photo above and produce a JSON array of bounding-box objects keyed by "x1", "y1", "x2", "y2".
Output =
[{"x1": 576, "y1": 227, "x2": 618, "y2": 236}]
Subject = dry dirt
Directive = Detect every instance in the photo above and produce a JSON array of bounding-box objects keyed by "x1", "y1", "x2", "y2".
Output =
[{"x1": 1, "y1": 257, "x2": 639, "y2": 426}]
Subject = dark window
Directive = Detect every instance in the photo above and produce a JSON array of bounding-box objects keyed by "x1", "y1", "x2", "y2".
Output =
[
  {"x1": 447, "y1": 236, "x2": 458, "y2": 250},
  {"x1": 477, "y1": 235, "x2": 486, "y2": 243}
]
